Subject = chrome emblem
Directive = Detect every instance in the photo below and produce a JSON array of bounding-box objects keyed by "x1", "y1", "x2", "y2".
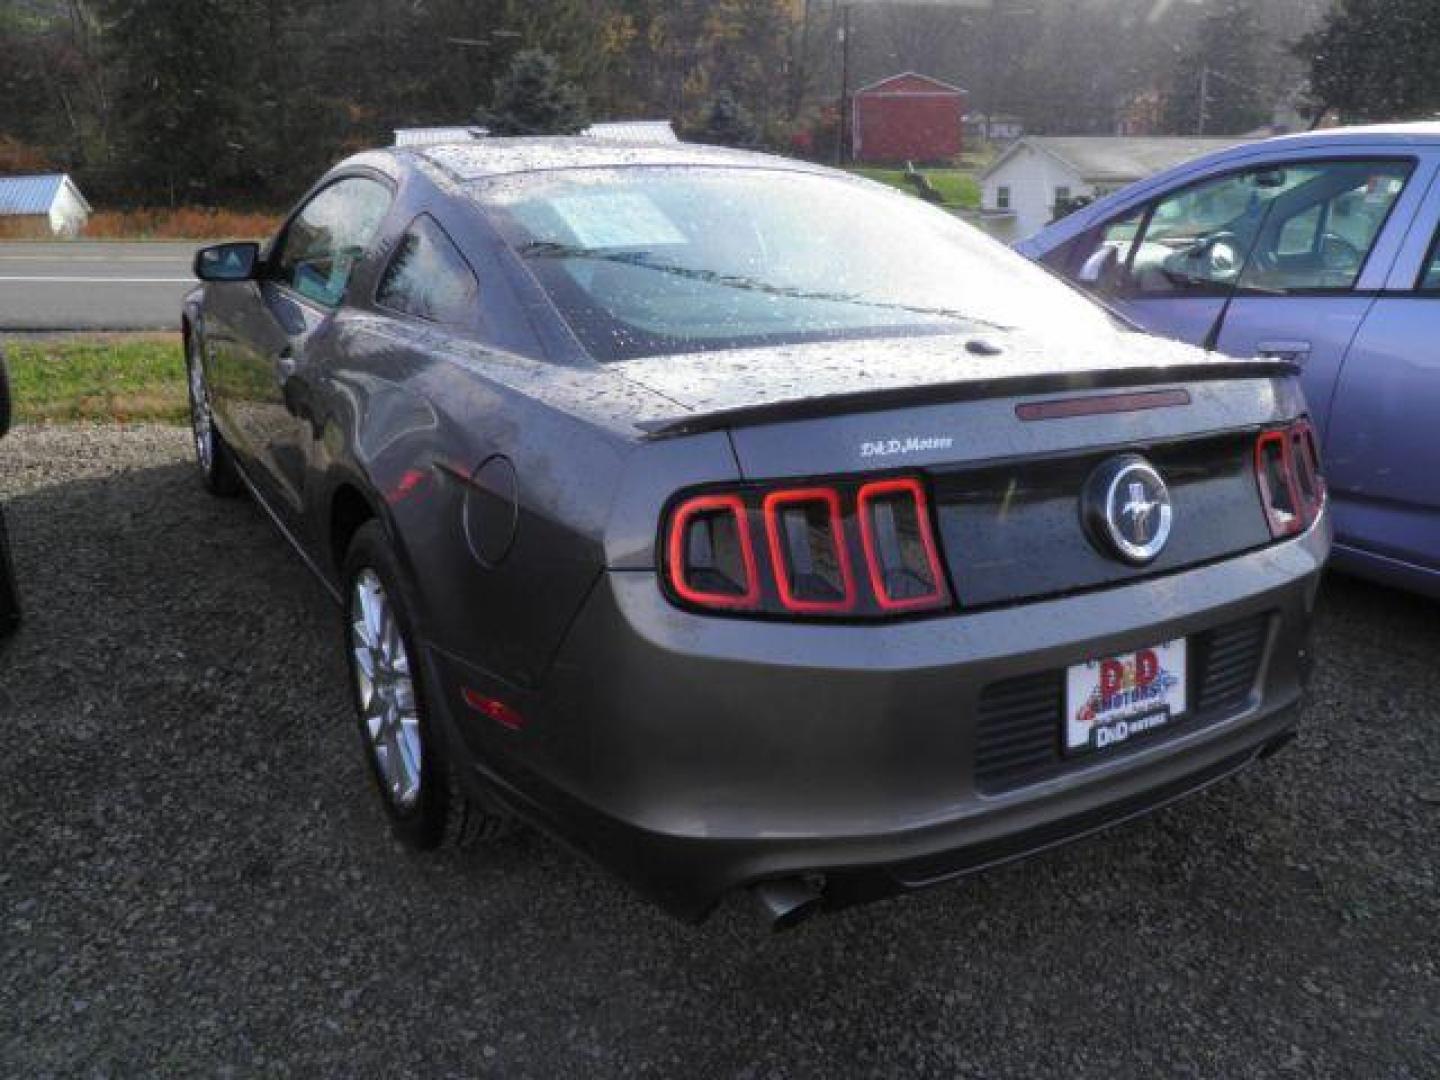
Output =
[
  {"x1": 1120, "y1": 480, "x2": 1159, "y2": 539},
  {"x1": 1084, "y1": 456, "x2": 1174, "y2": 565}
]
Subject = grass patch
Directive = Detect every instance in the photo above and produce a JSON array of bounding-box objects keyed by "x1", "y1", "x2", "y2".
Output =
[
  {"x1": 847, "y1": 167, "x2": 981, "y2": 210},
  {"x1": 5, "y1": 334, "x2": 187, "y2": 424}
]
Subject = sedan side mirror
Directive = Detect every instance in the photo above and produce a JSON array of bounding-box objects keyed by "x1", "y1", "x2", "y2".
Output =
[{"x1": 194, "y1": 241, "x2": 261, "y2": 283}]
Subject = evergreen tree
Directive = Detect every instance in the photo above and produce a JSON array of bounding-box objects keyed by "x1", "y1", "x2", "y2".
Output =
[
  {"x1": 480, "y1": 49, "x2": 590, "y2": 136},
  {"x1": 692, "y1": 89, "x2": 761, "y2": 148},
  {"x1": 102, "y1": 0, "x2": 256, "y2": 203},
  {"x1": 1303, "y1": 0, "x2": 1440, "y2": 121},
  {"x1": 1162, "y1": 1, "x2": 1272, "y2": 136}
]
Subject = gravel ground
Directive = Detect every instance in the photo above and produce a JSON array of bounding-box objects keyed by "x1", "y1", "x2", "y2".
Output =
[{"x1": 1, "y1": 425, "x2": 1436, "y2": 1079}]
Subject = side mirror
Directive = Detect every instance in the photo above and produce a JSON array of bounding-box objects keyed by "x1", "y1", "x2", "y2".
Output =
[
  {"x1": 194, "y1": 241, "x2": 261, "y2": 283},
  {"x1": 1077, "y1": 245, "x2": 1120, "y2": 289}
]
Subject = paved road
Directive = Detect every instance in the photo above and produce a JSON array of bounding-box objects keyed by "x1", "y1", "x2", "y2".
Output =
[
  {"x1": 1, "y1": 426, "x2": 1436, "y2": 1078},
  {"x1": 0, "y1": 242, "x2": 196, "y2": 331}
]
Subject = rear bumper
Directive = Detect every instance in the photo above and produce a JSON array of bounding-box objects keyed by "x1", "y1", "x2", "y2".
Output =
[{"x1": 431, "y1": 519, "x2": 1327, "y2": 921}]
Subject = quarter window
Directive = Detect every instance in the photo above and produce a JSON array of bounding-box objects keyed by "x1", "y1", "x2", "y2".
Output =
[
  {"x1": 273, "y1": 176, "x2": 392, "y2": 307},
  {"x1": 376, "y1": 215, "x2": 479, "y2": 325},
  {"x1": 1083, "y1": 159, "x2": 1412, "y2": 297},
  {"x1": 1421, "y1": 232, "x2": 1440, "y2": 291}
]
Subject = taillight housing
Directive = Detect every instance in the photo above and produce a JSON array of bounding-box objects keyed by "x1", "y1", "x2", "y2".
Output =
[
  {"x1": 664, "y1": 476, "x2": 951, "y2": 619},
  {"x1": 1254, "y1": 418, "x2": 1326, "y2": 539},
  {"x1": 666, "y1": 494, "x2": 760, "y2": 609}
]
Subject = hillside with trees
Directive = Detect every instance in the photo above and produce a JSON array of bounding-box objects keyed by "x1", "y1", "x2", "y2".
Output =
[{"x1": 0, "y1": 0, "x2": 1423, "y2": 212}]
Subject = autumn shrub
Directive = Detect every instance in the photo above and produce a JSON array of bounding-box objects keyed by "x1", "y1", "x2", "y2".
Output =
[
  {"x1": 0, "y1": 218, "x2": 54, "y2": 240},
  {"x1": 82, "y1": 207, "x2": 282, "y2": 240}
]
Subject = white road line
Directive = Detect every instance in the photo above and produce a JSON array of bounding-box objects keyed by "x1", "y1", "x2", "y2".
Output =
[{"x1": 0, "y1": 276, "x2": 194, "y2": 283}]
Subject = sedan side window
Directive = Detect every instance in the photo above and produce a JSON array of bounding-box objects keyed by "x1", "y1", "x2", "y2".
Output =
[
  {"x1": 1077, "y1": 159, "x2": 1413, "y2": 298},
  {"x1": 1421, "y1": 232, "x2": 1440, "y2": 292},
  {"x1": 1235, "y1": 162, "x2": 1411, "y2": 293},
  {"x1": 273, "y1": 176, "x2": 392, "y2": 308},
  {"x1": 375, "y1": 215, "x2": 479, "y2": 325}
]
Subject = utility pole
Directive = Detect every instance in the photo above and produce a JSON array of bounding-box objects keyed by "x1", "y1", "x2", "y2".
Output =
[
  {"x1": 834, "y1": 2, "x2": 851, "y2": 166},
  {"x1": 1196, "y1": 65, "x2": 1209, "y2": 136}
]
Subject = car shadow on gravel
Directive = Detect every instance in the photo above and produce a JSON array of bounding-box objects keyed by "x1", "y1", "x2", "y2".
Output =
[{"x1": 2, "y1": 439, "x2": 1437, "y2": 1078}]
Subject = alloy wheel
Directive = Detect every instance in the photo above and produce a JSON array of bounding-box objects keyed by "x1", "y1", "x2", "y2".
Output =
[
  {"x1": 350, "y1": 569, "x2": 423, "y2": 809},
  {"x1": 187, "y1": 337, "x2": 214, "y2": 474}
]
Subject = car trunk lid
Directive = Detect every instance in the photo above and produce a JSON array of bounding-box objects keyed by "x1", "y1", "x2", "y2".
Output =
[{"x1": 626, "y1": 332, "x2": 1306, "y2": 610}]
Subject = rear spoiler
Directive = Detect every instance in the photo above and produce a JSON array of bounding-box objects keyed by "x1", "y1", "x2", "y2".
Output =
[{"x1": 635, "y1": 359, "x2": 1298, "y2": 439}]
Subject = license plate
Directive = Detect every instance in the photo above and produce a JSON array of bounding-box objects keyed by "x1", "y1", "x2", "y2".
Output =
[{"x1": 1064, "y1": 640, "x2": 1188, "y2": 755}]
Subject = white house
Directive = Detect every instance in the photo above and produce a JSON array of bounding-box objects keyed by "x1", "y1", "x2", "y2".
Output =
[
  {"x1": 0, "y1": 173, "x2": 91, "y2": 237},
  {"x1": 978, "y1": 137, "x2": 1245, "y2": 242}
]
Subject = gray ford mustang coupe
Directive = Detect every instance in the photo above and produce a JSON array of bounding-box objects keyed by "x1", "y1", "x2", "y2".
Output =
[{"x1": 183, "y1": 139, "x2": 1329, "y2": 928}]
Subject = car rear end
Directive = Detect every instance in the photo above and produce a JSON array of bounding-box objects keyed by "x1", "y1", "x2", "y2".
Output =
[{"x1": 487, "y1": 361, "x2": 1329, "y2": 924}]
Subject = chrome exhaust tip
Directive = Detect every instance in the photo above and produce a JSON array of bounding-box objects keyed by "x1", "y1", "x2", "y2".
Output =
[{"x1": 751, "y1": 876, "x2": 825, "y2": 932}]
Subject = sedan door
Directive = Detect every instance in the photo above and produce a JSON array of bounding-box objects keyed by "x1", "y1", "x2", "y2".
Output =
[
  {"x1": 1053, "y1": 154, "x2": 1431, "y2": 440},
  {"x1": 1209, "y1": 157, "x2": 1429, "y2": 431},
  {"x1": 220, "y1": 175, "x2": 393, "y2": 526},
  {"x1": 1320, "y1": 178, "x2": 1440, "y2": 584}
]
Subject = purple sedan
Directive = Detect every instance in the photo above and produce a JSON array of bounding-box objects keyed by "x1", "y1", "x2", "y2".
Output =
[{"x1": 1023, "y1": 123, "x2": 1440, "y2": 599}]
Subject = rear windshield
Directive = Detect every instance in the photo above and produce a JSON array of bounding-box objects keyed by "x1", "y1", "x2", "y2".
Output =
[{"x1": 477, "y1": 167, "x2": 1114, "y2": 362}]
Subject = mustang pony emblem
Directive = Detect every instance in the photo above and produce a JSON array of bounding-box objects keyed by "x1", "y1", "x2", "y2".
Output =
[{"x1": 1120, "y1": 480, "x2": 1159, "y2": 542}]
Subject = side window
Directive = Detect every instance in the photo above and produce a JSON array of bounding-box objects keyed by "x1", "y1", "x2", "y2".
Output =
[
  {"x1": 1125, "y1": 165, "x2": 1327, "y2": 295},
  {"x1": 1074, "y1": 159, "x2": 1413, "y2": 298},
  {"x1": 375, "y1": 215, "x2": 479, "y2": 325},
  {"x1": 1276, "y1": 203, "x2": 1322, "y2": 256},
  {"x1": 273, "y1": 176, "x2": 392, "y2": 307},
  {"x1": 1423, "y1": 233, "x2": 1440, "y2": 292},
  {"x1": 996, "y1": 186, "x2": 1011, "y2": 210},
  {"x1": 1236, "y1": 162, "x2": 1411, "y2": 292}
]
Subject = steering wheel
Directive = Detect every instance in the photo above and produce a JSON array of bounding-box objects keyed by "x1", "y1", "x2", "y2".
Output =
[{"x1": 1166, "y1": 231, "x2": 1243, "y2": 284}]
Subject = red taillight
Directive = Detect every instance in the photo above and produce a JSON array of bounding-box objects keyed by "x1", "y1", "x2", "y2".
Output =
[
  {"x1": 763, "y1": 487, "x2": 857, "y2": 614},
  {"x1": 856, "y1": 478, "x2": 949, "y2": 612},
  {"x1": 1255, "y1": 419, "x2": 1326, "y2": 538},
  {"x1": 666, "y1": 494, "x2": 761, "y2": 610},
  {"x1": 662, "y1": 476, "x2": 951, "y2": 619}
]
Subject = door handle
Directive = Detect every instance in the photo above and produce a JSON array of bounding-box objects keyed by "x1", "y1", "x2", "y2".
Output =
[{"x1": 1256, "y1": 340, "x2": 1312, "y2": 366}]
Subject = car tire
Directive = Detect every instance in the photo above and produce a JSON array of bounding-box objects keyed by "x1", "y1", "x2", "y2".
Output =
[
  {"x1": 185, "y1": 329, "x2": 242, "y2": 497},
  {"x1": 342, "y1": 520, "x2": 510, "y2": 850}
]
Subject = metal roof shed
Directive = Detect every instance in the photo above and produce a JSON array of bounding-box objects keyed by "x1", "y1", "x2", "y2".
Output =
[{"x1": 0, "y1": 174, "x2": 92, "y2": 237}]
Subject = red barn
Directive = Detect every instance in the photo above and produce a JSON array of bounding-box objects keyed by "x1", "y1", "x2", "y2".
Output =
[{"x1": 852, "y1": 72, "x2": 967, "y2": 165}]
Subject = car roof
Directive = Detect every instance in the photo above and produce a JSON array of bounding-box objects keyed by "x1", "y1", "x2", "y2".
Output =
[
  {"x1": 397, "y1": 137, "x2": 836, "y2": 183},
  {"x1": 1263, "y1": 120, "x2": 1440, "y2": 147}
]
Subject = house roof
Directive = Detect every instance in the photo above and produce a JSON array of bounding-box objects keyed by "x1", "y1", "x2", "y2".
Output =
[
  {"x1": 855, "y1": 71, "x2": 966, "y2": 96},
  {"x1": 0, "y1": 173, "x2": 90, "y2": 216},
  {"x1": 982, "y1": 137, "x2": 1247, "y2": 185}
]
